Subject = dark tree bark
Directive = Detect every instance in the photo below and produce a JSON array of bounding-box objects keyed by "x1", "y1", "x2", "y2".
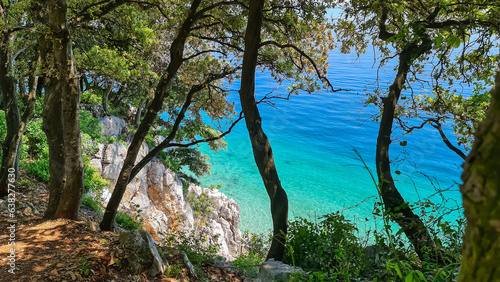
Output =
[
  {"x1": 0, "y1": 31, "x2": 21, "y2": 197},
  {"x1": 238, "y1": 0, "x2": 288, "y2": 261},
  {"x1": 458, "y1": 68, "x2": 500, "y2": 281},
  {"x1": 375, "y1": 10, "x2": 444, "y2": 262},
  {"x1": 102, "y1": 81, "x2": 112, "y2": 114},
  {"x1": 33, "y1": 0, "x2": 84, "y2": 219},
  {"x1": 100, "y1": 0, "x2": 203, "y2": 231}
]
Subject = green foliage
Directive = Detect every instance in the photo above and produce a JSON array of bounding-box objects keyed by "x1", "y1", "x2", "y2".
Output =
[
  {"x1": 164, "y1": 264, "x2": 183, "y2": 278},
  {"x1": 161, "y1": 147, "x2": 211, "y2": 185},
  {"x1": 24, "y1": 118, "x2": 48, "y2": 159},
  {"x1": 186, "y1": 191, "x2": 216, "y2": 218},
  {"x1": 164, "y1": 230, "x2": 220, "y2": 266},
  {"x1": 22, "y1": 158, "x2": 50, "y2": 182},
  {"x1": 233, "y1": 231, "x2": 271, "y2": 278},
  {"x1": 81, "y1": 194, "x2": 102, "y2": 212},
  {"x1": 80, "y1": 110, "x2": 103, "y2": 141},
  {"x1": 115, "y1": 211, "x2": 143, "y2": 231},
  {"x1": 283, "y1": 212, "x2": 364, "y2": 280},
  {"x1": 17, "y1": 179, "x2": 33, "y2": 189},
  {"x1": 83, "y1": 156, "x2": 109, "y2": 193},
  {"x1": 81, "y1": 89, "x2": 102, "y2": 105},
  {"x1": 78, "y1": 257, "x2": 91, "y2": 276}
]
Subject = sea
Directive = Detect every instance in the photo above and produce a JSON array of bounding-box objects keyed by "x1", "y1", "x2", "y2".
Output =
[{"x1": 196, "y1": 48, "x2": 469, "y2": 235}]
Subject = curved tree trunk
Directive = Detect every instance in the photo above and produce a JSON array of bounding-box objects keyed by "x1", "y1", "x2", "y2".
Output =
[
  {"x1": 34, "y1": 0, "x2": 84, "y2": 219},
  {"x1": 238, "y1": 0, "x2": 288, "y2": 261},
  {"x1": 376, "y1": 39, "x2": 444, "y2": 261},
  {"x1": 458, "y1": 68, "x2": 500, "y2": 281}
]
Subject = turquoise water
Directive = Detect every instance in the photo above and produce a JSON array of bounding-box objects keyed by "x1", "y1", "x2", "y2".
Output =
[{"x1": 197, "y1": 49, "x2": 466, "y2": 234}]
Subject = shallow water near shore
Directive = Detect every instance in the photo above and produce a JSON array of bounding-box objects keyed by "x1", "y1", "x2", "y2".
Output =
[{"x1": 198, "y1": 49, "x2": 466, "y2": 235}]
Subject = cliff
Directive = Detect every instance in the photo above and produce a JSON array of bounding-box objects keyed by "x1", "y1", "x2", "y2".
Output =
[{"x1": 89, "y1": 115, "x2": 243, "y2": 260}]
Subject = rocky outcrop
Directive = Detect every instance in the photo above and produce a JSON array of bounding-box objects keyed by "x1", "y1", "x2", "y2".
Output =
[
  {"x1": 98, "y1": 116, "x2": 127, "y2": 139},
  {"x1": 89, "y1": 116, "x2": 243, "y2": 260}
]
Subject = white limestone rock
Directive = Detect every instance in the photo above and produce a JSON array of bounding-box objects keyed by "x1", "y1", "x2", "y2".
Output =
[{"x1": 98, "y1": 116, "x2": 126, "y2": 138}]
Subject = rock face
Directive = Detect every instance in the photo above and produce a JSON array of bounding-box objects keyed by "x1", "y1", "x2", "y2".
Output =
[
  {"x1": 98, "y1": 116, "x2": 127, "y2": 138},
  {"x1": 90, "y1": 116, "x2": 243, "y2": 260}
]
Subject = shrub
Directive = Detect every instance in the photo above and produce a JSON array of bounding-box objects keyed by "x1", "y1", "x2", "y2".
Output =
[
  {"x1": 115, "y1": 211, "x2": 143, "y2": 231},
  {"x1": 283, "y1": 212, "x2": 364, "y2": 280},
  {"x1": 23, "y1": 158, "x2": 50, "y2": 182},
  {"x1": 81, "y1": 194, "x2": 102, "y2": 212},
  {"x1": 164, "y1": 230, "x2": 220, "y2": 266},
  {"x1": 83, "y1": 156, "x2": 109, "y2": 193},
  {"x1": 24, "y1": 117, "x2": 48, "y2": 159},
  {"x1": 81, "y1": 89, "x2": 102, "y2": 105},
  {"x1": 232, "y1": 231, "x2": 271, "y2": 278},
  {"x1": 80, "y1": 110, "x2": 103, "y2": 141}
]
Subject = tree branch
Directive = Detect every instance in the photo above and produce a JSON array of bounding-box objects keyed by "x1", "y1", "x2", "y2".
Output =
[{"x1": 259, "y1": 40, "x2": 343, "y2": 92}]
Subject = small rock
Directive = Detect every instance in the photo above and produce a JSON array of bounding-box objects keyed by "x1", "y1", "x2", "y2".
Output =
[
  {"x1": 56, "y1": 263, "x2": 64, "y2": 267},
  {"x1": 87, "y1": 221, "x2": 98, "y2": 232},
  {"x1": 50, "y1": 269, "x2": 59, "y2": 276},
  {"x1": 67, "y1": 271, "x2": 77, "y2": 281}
]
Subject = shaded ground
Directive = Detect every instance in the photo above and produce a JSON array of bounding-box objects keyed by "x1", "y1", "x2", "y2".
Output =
[{"x1": 0, "y1": 172, "x2": 245, "y2": 281}]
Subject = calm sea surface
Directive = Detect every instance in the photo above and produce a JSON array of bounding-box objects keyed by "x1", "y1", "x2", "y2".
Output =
[{"x1": 197, "y1": 49, "x2": 466, "y2": 234}]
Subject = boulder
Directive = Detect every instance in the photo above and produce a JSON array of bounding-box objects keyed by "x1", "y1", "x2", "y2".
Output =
[
  {"x1": 119, "y1": 230, "x2": 166, "y2": 276},
  {"x1": 98, "y1": 116, "x2": 126, "y2": 138},
  {"x1": 80, "y1": 104, "x2": 106, "y2": 118},
  {"x1": 258, "y1": 259, "x2": 304, "y2": 282},
  {"x1": 101, "y1": 143, "x2": 127, "y2": 180}
]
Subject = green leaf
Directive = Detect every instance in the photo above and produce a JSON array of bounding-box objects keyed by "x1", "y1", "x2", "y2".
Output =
[{"x1": 400, "y1": 141, "x2": 408, "y2": 146}]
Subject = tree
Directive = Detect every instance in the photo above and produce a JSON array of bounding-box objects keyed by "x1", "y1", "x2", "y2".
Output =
[
  {"x1": 98, "y1": 0, "x2": 337, "y2": 246},
  {"x1": 458, "y1": 67, "x2": 500, "y2": 280},
  {"x1": 238, "y1": 0, "x2": 289, "y2": 261},
  {"x1": 32, "y1": 0, "x2": 85, "y2": 219},
  {"x1": 0, "y1": 0, "x2": 37, "y2": 197},
  {"x1": 335, "y1": 0, "x2": 499, "y2": 262}
]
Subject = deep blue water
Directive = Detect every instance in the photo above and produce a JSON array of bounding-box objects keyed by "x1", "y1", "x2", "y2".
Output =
[{"x1": 197, "y1": 49, "x2": 466, "y2": 234}]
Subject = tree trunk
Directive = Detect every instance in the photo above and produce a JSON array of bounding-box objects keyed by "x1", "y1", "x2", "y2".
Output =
[
  {"x1": 238, "y1": 0, "x2": 288, "y2": 261},
  {"x1": 0, "y1": 32, "x2": 21, "y2": 197},
  {"x1": 102, "y1": 81, "x2": 112, "y2": 114},
  {"x1": 100, "y1": 0, "x2": 202, "y2": 231},
  {"x1": 376, "y1": 40, "x2": 443, "y2": 262},
  {"x1": 458, "y1": 68, "x2": 500, "y2": 281},
  {"x1": 34, "y1": 0, "x2": 84, "y2": 219}
]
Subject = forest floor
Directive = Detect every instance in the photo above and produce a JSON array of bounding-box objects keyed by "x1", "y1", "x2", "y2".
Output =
[{"x1": 0, "y1": 171, "x2": 245, "y2": 281}]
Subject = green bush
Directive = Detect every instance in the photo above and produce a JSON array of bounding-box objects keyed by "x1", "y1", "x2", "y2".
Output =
[
  {"x1": 164, "y1": 230, "x2": 220, "y2": 266},
  {"x1": 232, "y1": 231, "x2": 271, "y2": 278},
  {"x1": 80, "y1": 110, "x2": 103, "y2": 141},
  {"x1": 81, "y1": 194, "x2": 102, "y2": 212},
  {"x1": 24, "y1": 117, "x2": 48, "y2": 159},
  {"x1": 81, "y1": 89, "x2": 102, "y2": 105},
  {"x1": 283, "y1": 212, "x2": 364, "y2": 280},
  {"x1": 23, "y1": 158, "x2": 50, "y2": 182},
  {"x1": 115, "y1": 211, "x2": 143, "y2": 231},
  {"x1": 83, "y1": 156, "x2": 109, "y2": 193}
]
